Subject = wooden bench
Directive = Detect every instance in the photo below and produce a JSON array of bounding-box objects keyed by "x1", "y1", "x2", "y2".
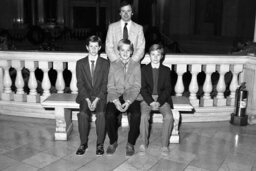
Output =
[{"x1": 41, "y1": 93, "x2": 193, "y2": 143}]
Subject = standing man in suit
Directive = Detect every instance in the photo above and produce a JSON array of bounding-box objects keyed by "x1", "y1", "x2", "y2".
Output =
[
  {"x1": 105, "y1": 0, "x2": 145, "y2": 62},
  {"x1": 106, "y1": 39, "x2": 141, "y2": 156},
  {"x1": 139, "y1": 44, "x2": 174, "y2": 156},
  {"x1": 76, "y1": 35, "x2": 109, "y2": 156}
]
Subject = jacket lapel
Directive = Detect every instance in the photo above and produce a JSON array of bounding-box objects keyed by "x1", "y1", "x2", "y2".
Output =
[
  {"x1": 147, "y1": 65, "x2": 154, "y2": 89},
  {"x1": 84, "y1": 57, "x2": 93, "y2": 87},
  {"x1": 93, "y1": 57, "x2": 102, "y2": 86},
  {"x1": 158, "y1": 64, "x2": 164, "y2": 88},
  {"x1": 129, "y1": 22, "x2": 137, "y2": 43},
  {"x1": 116, "y1": 21, "x2": 123, "y2": 42}
]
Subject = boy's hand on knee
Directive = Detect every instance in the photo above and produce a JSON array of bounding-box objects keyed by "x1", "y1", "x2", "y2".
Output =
[
  {"x1": 154, "y1": 102, "x2": 160, "y2": 110},
  {"x1": 121, "y1": 101, "x2": 130, "y2": 112},
  {"x1": 113, "y1": 99, "x2": 123, "y2": 112},
  {"x1": 91, "y1": 98, "x2": 99, "y2": 111},
  {"x1": 86, "y1": 98, "x2": 94, "y2": 111}
]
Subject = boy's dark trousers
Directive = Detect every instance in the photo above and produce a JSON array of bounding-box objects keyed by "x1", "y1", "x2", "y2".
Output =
[
  {"x1": 77, "y1": 98, "x2": 106, "y2": 145},
  {"x1": 106, "y1": 97, "x2": 141, "y2": 146}
]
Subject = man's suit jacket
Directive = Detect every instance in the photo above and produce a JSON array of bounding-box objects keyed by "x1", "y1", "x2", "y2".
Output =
[
  {"x1": 141, "y1": 64, "x2": 173, "y2": 108},
  {"x1": 107, "y1": 59, "x2": 141, "y2": 103},
  {"x1": 105, "y1": 20, "x2": 145, "y2": 62},
  {"x1": 76, "y1": 56, "x2": 109, "y2": 104}
]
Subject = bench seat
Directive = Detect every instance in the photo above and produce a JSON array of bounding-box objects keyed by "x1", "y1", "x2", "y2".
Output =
[{"x1": 41, "y1": 93, "x2": 193, "y2": 143}]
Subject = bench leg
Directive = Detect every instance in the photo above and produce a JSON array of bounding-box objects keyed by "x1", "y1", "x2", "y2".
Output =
[
  {"x1": 54, "y1": 107, "x2": 73, "y2": 140},
  {"x1": 170, "y1": 109, "x2": 180, "y2": 144}
]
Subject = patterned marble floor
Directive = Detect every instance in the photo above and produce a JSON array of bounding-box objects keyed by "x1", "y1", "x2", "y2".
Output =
[{"x1": 0, "y1": 114, "x2": 256, "y2": 171}]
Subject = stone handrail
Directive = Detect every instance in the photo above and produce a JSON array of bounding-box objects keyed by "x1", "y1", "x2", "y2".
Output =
[{"x1": 0, "y1": 51, "x2": 255, "y2": 123}]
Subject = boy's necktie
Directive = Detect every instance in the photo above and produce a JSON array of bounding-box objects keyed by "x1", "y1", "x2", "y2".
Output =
[{"x1": 91, "y1": 60, "x2": 95, "y2": 85}]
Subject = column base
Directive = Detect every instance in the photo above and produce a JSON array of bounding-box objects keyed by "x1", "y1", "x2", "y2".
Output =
[
  {"x1": 226, "y1": 97, "x2": 235, "y2": 106},
  {"x1": 1, "y1": 93, "x2": 14, "y2": 101},
  {"x1": 213, "y1": 98, "x2": 226, "y2": 106},
  {"x1": 27, "y1": 94, "x2": 40, "y2": 103},
  {"x1": 190, "y1": 99, "x2": 199, "y2": 107},
  {"x1": 40, "y1": 95, "x2": 49, "y2": 102},
  {"x1": 200, "y1": 98, "x2": 213, "y2": 107},
  {"x1": 13, "y1": 94, "x2": 27, "y2": 102}
]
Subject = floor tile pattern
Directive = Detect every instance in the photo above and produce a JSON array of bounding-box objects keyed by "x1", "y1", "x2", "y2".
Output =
[{"x1": 0, "y1": 114, "x2": 256, "y2": 171}]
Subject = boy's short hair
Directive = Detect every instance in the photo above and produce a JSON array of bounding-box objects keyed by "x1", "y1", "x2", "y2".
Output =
[
  {"x1": 117, "y1": 39, "x2": 134, "y2": 52},
  {"x1": 85, "y1": 35, "x2": 102, "y2": 47},
  {"x1": 149, "y1": 44, "x2": 164, "y2": 56}
]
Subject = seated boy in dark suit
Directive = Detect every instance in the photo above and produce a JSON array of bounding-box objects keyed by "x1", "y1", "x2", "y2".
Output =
[
  {"x1": 75, "y1": 35, "x2": 109, "y2": 156},
  {"x1": 139, "y1": 44, "x2": 174, "y2": 156}
]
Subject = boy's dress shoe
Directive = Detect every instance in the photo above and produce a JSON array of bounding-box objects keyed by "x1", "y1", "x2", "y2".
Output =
[
  {"x1": 106, "y1": 142, "x2": 118, "y2": 155},
  {"x1": 96, "y1": 144, "x2": 104, "y2": 156},
  {"x1": 76, "y1": 144, "x2": 88, "y2": 155},
  {"x1": 126, "y1": 143, "x2": 135, "y2": 156}
]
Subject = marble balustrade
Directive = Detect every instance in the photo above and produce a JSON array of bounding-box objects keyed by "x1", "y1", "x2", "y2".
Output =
[{"x1": 0, "y1": 51, "x2": 256, "y2": 123}]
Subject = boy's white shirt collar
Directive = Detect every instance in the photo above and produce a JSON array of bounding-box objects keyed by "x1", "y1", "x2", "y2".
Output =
[
  {"x1": 121, "y1": 20, "x2": 131, "y2": 34},
  {"x1": 88, "y1": 54, "x2": 98, "y2": 62},
  {"x1": 151, "y1": 63, "x2": 160, "y2": 69}
]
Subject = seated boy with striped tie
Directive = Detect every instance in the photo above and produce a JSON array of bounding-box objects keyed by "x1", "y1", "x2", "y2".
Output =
[{"x1": 75, "y1": 35, "x2": 109, "y2": 156}]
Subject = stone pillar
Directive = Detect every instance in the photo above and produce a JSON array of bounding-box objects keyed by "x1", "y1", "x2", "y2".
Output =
[
  {"x1": 25, "y1": 61, "x2": 40, "y2": 103},
  {"x1": 174, "y1": 64, "x2": 186, "y2": 96},
  {"x1": 214, "y1": 64, "x2": 229, "y2": 106},
  {"x1": 37, "y1": 0, "x2": 44, "y2": 24},
  {"x1": 39, "y1": 61, "x2": 51, "y2": 101},
  {"x1": 189, "y1": 64, "x2": 201, "y2": 107},
  {"x1": 12, "y1": 60, "x2": 26, "y2": 102},
  {"x1": 200, "y1": 64, "x2": 215, "y2": 107},
  {"x1": 68, "y1": 62, "x2": 78, "y2": 94},
  {"x1": 54, "y1": 62, "x2": 65, "y2": 93}
]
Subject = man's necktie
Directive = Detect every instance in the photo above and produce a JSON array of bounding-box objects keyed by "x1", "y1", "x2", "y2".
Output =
[
  {"x1": 91, "y1": 60, "x2": 95, "y2": 85},
  {"x1": 123, "y1": 23, "x2": 128, "y2": 40}
]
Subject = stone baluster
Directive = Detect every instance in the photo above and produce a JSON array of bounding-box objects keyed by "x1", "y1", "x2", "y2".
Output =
[
  {"x1": 200, "y1": 64, "x2": 216, "y2": 107},
  {"x1": 214, "y1": 64, "x2": 229, "y2": 106},
  {"x1": 189, "y1": 64, "x2": 201, "y2": 107},
  {"x1": 1, "y1": 60, "x2": 13, "y2": 101},
  {"x1": 175, "y1": 64, "x2": 186, "y2": 96},
  {"x1": 68, "y1": 62, "x2": 78, "y2": 94},
  {"x1": 54, "y1": 62, "x2": 65, "y2": 93},
  {"x1": 12, "y1": 60, "x2": 26, "y2": 102},
  {"x1": 39, "y1": 61, "x2": 51, "y2": 101},
  {"x1": 227, "y1": 64, "x2": 243, "y2": 106},
  {"x1": 25, "y1": 61, "x2": 40, "y2": 103}
]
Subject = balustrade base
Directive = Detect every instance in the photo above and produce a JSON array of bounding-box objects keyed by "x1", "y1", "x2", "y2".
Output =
[
  {"x1": 190, "y1": 99, "x2": 199, "y2": 107},
  {"x1": 27, "y1": 94, "x2": 40, "y2": 103},
  {"x1": 14, "y1": 94, "x2": 27, "y2": 102},
  {"x1": 40, "y1": 95, "x2": 49, "y2": 102},
  {"x1": 213, "y1": 98, "x2": 227, "y2": 106},
  {"x1": 200, "y1": 98, "x2": 213, "y2": 107},
  {"x1": 1, "y1": 93, "x2": 14, "y2": 101},
  {"x1": 226, "y1": 97, "x2": 235, "y2": 106}
]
